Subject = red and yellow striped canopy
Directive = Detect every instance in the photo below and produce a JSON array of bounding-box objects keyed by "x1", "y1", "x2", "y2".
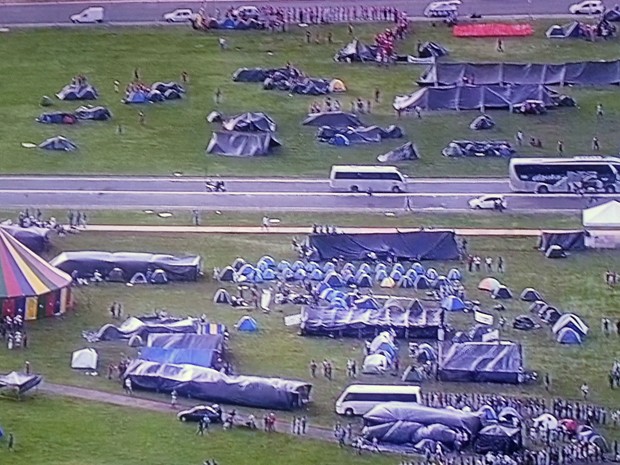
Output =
[{"x1": 0, "y1": 229, "x2": 72, "y2": 298}]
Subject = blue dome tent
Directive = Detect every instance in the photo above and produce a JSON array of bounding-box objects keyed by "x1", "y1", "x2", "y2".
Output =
[
  {"x1": 342, "y1": 263, "x2": 355, "y2": 274},
  {"x1": 426, "y1": 268, "x2": 439, "y2": 280},
  {"x1": 329, "y1": 134, "x2": 351, "y2": 146},
  {"x1": 322, "y1": 261, "x2": 336, "y2": 273},
  {"x1": 405, "y1": 268, "x2": 418, "y2": 279},
  {"x1": 358, "y1": 263, "x2": 371, "y2": 274},
  {"x1": 262, "y1": 268, "x2": 276, "y2": 280},
  {"x1": 356, "y1": 274, "x2": 373, "y2": 288},
  {"x1": 292, "y1": 260, "x2": 305, "y2": 271},
  {"x1": 390, "y1": 269, "x2": 403, "y2": 281},
  {"x1": 324, "y1": 271, "x2": 345, "y2": 288},
  {"x1": 304, "y1": 262, "x2": 319, "y2": 272},
  {"x1": 392, "y1": 263, "x2": 405, "y2": 274},
  {"x1": 232, "y1": 257, "x2": 246, "y2": 271},
  {"x1": 236, "y1": 316, "x2": 258, "y2": 332},
  {"x1": 374, "y1": 263, "x2": 387, "y2": 273},
  {"x1": 258, "y1": 255, "x2": 276, "y2": 268},
  {"x1": 520, "y1": 288, "x2": 543, "y2": 302},
  {"x1": 331, "y1": 297, "x2": 348, "y2": 308},
  {"x1": 399, "y1": 276, "x2": 415, "y2": 288},
  {"x1": 282, "y1": 268, "x2": 295, "y2": 281},
  {"x1": 251, "y1": 269, "x2": 264, "y2": 283},
  {"x1": 277, "y1": 260, "x2": 291, "y2": 272},
  {"x1": 256, "y1": 260, "x2": 270, "y2": 272},
  {"x1": 309, "y1": 268, "x2": 324, "y2": 280},
  {"x1": 39, "y1": 135, "x2": 78, "y2": 152},
  {"x1": 552, "y1": 313, "x2": 589, "y2": 337},
  {"x1": 316, "y1": 282, "x2": 330, "y2": 295},
  {"x1": 355, "y1": 296, "x2": 381, "y2": 309},
  {"x1": 492, "y1": 285, "x2": 513, "y2": 299},
  {"x1": 375, "y1": 269, "x2": 388, "y2": 282},
  {"x1": 477, "y1": 405, "x2": 499, "y2": 422},
  {"x1": 320, "y1": 288, "x2": 335, "y2": 301},
  {"x1": 218, "y1": 266, "x2": 236, "y2": 282},
  {"x1": 447, "y1": 268, "x2": 462, "y2": 281},
  {"x1": 294, "y1": 269, "x2": 307, "y2": 280},
  {"x1": 238, "y1": 264, "x2": 255, "y2": 276},
  {"x1": 556, "y1": 327, "x2": 582, "y2": 344},
  {"x1": 414, "y1": 275, "x2": 431, "y2": 290},
  {"x1": 435, "y1": 276, "x2": 449, "y2": 288},
  {"x1": 411, "y1": 262, "x2": 425, "y2": 274},
  {"x1": 441, "y1": 296, "x2": 466, "y2": 312},
  {"x1": 214, "y1": 288, "x2": 232, "y2": 304}
]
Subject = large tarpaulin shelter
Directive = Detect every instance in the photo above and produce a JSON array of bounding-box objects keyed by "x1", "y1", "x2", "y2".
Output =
[
  {"x1": 0, "y1": 372, "x2": 43, "y2": 394},
  {"x1": 307, "y1": 231, "x2": 460, "y2": 261},
  {"x1": 221, "y1": 112, "x2": 277, "y2": 132},
  {"x1": 438, "y1": 342, "x2": 524, "y2": 384},
  {"x1": 0, "y1": 229, "x2": 73, "y2": 321},
  {"x1": 50, "y1": 251, "x2": 201, "y2": 281},
  {"x1": 123, "y1": 360, "x2": 312, "y2": 410},
  {"x1": 583, "y1": 200, "x2": 620, "y2": 228},
  {"x1": 139, "y1": 347, "x2": 216, "y2": 368},
  {"x1": 394, "y1": 85, "x2": 559, "y2": 112},
  {"x1": 0, "y1": 226, "x2": 51, "y2": 254},
  {"x1": 85, "y1": 316, "x2": 199, "y2": 342},
  {"x1": 146, "y1": 333, "x2": 224, "y2": 352},
  {"x1": 418, "y1": 60, "x2": 620, "y2": 87},
  {"x1": 302, "y1": 112, "x2": 363, "y2": 127},
  {"x1": 537, "y1": 231, "x2": 586, "y2": 251},
  {"x1": 206, "y1": 131, "x2": 281, "y2": 157}
]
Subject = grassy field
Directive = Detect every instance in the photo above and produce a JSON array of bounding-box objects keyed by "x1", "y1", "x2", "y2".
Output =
[
  {"x1": 0, "y1": 208, "x2": 583, "y2": 229},
  {"x1": 1, "y1": 22, "x2": 619, "y2": 177},
  {"x1": 1, "y1": 232, "x2": 618, "y2": 435},
  {"x1": 0, "y1": 396, "x2": 395, "y2": 465}
]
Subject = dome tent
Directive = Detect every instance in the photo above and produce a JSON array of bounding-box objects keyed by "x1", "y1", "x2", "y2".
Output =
[
  {"x1": 356, "y1": 274, "x2": 373, "y2": 288},
  {"x1": 492, "y1": 285, "x2": 513, "y2": 300},
  {"x1": 447, "y1": 268, "x2": 461, "y2": 281},
  {"x1": 556, "y1": 327, "x2": 582, "y2": 344},
  {"x1": 324, "y1": 271, "x2": 345, "y2": 288},
  {"x1": 414, "y1": 275, "x2": 431, "y2": 290},
  {"x1": 236, "y1": 315, "x2": 258, "y2": 332},
  {"x1": 218, "y1": 266, "x2": 236, "y2": 282},
  {"x1": 214, "y1": 288, "x2": 232, "y2": 305},
  {"x1": 478, "y1": 277, "x2": 501, "y2": 292},
  {"x1": 552, "y1": 313, "x2": 589, "y2": 337},
  {"x1": 520, "y1": 288, "x2": 542, "y2": 302},
  {"x1": 441, "y1": 296, "x2": 465, "y2": 312},
  {"x1": 71, "y1": 348, "x2": 98, "y2": 370}
]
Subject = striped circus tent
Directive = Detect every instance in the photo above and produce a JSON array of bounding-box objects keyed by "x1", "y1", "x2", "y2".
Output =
[{"x1": 0, "y1": 229, "x2": 73, "y2": 321}]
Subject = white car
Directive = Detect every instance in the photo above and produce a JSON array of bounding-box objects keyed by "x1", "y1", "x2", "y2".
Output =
[
  {"x1": 232, "y1": 6, "x2": 261, "y2": 19},
  {"x1": 569, "y1": 0, "x2": 605, "y2": 14},
  {"x1": 70, "y1": 6, "x2": 104, "y2": 23},
  {"x1": 424, "y1": 0, "x2": 461, "y2": 17},
  {"x1": 468, "y1": 195, "x2": 507, "y2": 210},
  {"x1": 163, "y1": 8, "x2": 194, "y2": 22}
]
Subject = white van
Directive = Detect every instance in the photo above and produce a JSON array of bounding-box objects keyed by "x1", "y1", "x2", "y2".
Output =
[
  {"x1": 329, "y1": 165, "x2": 407, "y2": 193},
  {"x1": 70, "y1": 6, "x2": 105, "y2": 23},
  {"x1": 424, "y1": 0, "x2": 460, "y2": 17},
  {"x1": 163, "y1": 8, "x2": 195, "y2": 22},
  {"x1": 335, "y1": 384, "x2": 421, "y2": 416}
]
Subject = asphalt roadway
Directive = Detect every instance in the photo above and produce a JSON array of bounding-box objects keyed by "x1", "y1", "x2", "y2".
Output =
[
  {"x1": 1, "y1": 175, "x2": 618, "y2": 211},
  {"x1": 0, "y1": 0, "x2": 579, "y2": 26}
]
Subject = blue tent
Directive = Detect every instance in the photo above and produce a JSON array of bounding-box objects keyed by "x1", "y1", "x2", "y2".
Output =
[
  {"x1": 317, "y1": 282, "x2": 330, "y2": 295},
  {"x1": 552, "y1": 313, "x2": 589, "y2": 337},
  {"x1": 147, "y1": 90, "x2": 165, "y2": 102},
  {"x1": 405, "y1": 268, "x2": 418, "y2": 278},
  {"x1": 309, "y1": 269, "x2": 324, "y2": 281},
  {"x1": 426, "y1": 268, "x2": 439, "y2": 280},
  {"x1": 556, "y1": 327, "x2": 582, "y2": 344},
  {"x1": 123, "y1": 90, "x2": 149, "y2": 104},
  {"x1": 447, "y1": 268, "x2": 461, "y2": 281},
  {"x1": 74, "y1": 105, "x2": 112, "y2": 121},
  {"x1": 304, "y1": 262, "x2": 319, "y2": 272},
  {"x1": 324, "y1": 271, "x2": 345, "y2": 288},
  {"x1": 414, "y1": 275, "x2": 431, "y2": 290},
  {"x1": 238, "y1": 264, "x2": 255, "y2": 276},
  {"x1": 292, "y1": 260, "x2": 305, "y2": 271},
  {"x1": 375, "y1": 263, "x2": 387, "y2": 273},
  {"x1": 282, "y1": 268, "x2": 295, "y2": 281},
  {"x1": 232, "y1": 258, "x2": 246, "y2": 271},
  {"x1": 277, "y1": 260, "x2": 291, "y2": 271},
  {"x1": 355, "y1": 296, "x2": 381, "y2": 309},
  {"x1": 56, "y1": 83, "x2": 98, "y2": 101},
  {"x1": 411, "y1": 262, "x2": 425, "y2": 274},
  {"x1": 492, "y1": 285, "x2": 513, "y2": 300},
  {"x1": 218, "y1": 266, "x2": 235, "y2": 282},
  {"x1": 322, "y1": 261, "x2": 336, "y2": 273},
  {"x1": 331, "y1": 297, "x2": 348, "y2": 308},
  {"x1": 399, "y1": 276, "x2": 415, "y2": 288},
  {"x1": 39, "y1": 136, "x2": 78, "y2": 152},
  {"x1": 392, "y1": 263, "x2": 405, "y2": 274},
  {"x1": 214, "y1": 288, "x2": 232, "y2": 304},
  {"x1": 237, "y1": 316, "x2": 258, "y2": 332},
  {"x1": 520, "y1": 288, "x2": 542, "y2": 302},
  {"x1": 358, "y1": 263, "x2": 371, "y2": 274},
  {"x1": 220, "y1": 17, "x2": 237, "y2": 29},
  {"x1": 477, "y1": 405, "x2": 499, "y2": 422},
  {"x1": 435, "y1": 276, "x2": 449, "y2": 288},
  {"x1": 342, "y1": 263, "x2": 356, "y2": 274},
  {"x1": 390, "y1": 269, "x2": 403, "y2": 281},
  {"x1": 320, "y1": 288, "x2": 335, "y2": 301},
  {"x1": 294, "y1": 269, "x2": 307, "y2": 280},
  {"x1": 251, "y1": 269, "x2": 264, "y2": 283},
  {"x1": 329, "y1": 134, "x2": 351, "y2": 147},
  {"x1": 36, "y1": 111, "x2": 78, "y2": 124},
  {"x1": 441, "y1": 296, "x2": 466, "y2": 312},
  {"x1": 375, "y1": 269, "x2": 388, "y2": 282},
  {"x1": 356, "y1": 274, "x2": 373, "y2": 288},
  {"x1": 258, "y1": 255, "x2": 276, "y2": 268},
  {"x1": 262, "y1": 268, "x2": 276, "y2": 281}
]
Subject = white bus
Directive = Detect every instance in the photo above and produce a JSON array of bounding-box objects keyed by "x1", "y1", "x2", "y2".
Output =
[
  {"x1": 335, "y1": 384, "x2": 421, "y2": 416},
  {"x1": 329, "y1": 165, "x2": 407, "y2": 193},
  {"x1": 509, "y1": 156, "x2": 620, "y2": 194}
]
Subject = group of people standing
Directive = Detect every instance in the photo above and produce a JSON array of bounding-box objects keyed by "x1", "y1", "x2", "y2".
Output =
[{"x1": 1, "y1": 314, "x2": 28, "y2": 350}]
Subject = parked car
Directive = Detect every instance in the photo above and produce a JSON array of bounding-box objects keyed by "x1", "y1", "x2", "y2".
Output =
[
  {"x1": 569, "y1": 0, "x2": 605, "y2": 14},
  {"x1": 468, "y1": 195, "x2": 507, "y2": 210},
  {"x1": 424, "y1": 0, "x2": 461, "y2": 17},
  {"x1": 177, "y1": 405, "x2": 223, "y2": 423},
  {"x1": 232, "y1": 6, "x2": 261, "y2": 19},
  {"x1": 163, "y1": 8, "x2": 195, "y2": 22},
  {"x1": 70, "y1": 6, "x2": 104, "y2": 23}
]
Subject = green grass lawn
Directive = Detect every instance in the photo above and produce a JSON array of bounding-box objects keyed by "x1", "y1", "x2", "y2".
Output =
[
  {"x1": 1, "y1": 22, "x2": 619, "y2": 177},
  {"x1": 0, "y1": 396, "x2": 395, "y2": 465},
  {"x1": 1, "y1": 232, "x2": 618, "y2": 435},
  {"x1": 0, "y1": 208, "x2": 582, "y2": 229}
]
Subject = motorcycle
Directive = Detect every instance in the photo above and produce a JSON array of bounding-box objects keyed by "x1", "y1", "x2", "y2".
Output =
[{"x1": 205, "y1": 180, "x2": 226, "y2": 192}]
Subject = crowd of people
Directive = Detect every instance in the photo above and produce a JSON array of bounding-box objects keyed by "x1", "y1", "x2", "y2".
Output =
[
  {"x1": 0, "y1": 314, "x2": 27, "y2": 350},
  {"x1": 9, "y1": 208, "x2": 87, "y2": 236}
]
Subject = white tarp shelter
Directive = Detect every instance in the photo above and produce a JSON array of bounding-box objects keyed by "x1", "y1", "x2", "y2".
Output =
[
  {"x1": 583, "y1": 200, "x2": 620, "y2": 229},
  {"x1": 71, "y1": 348, "x2": 98, "y2": 370}
]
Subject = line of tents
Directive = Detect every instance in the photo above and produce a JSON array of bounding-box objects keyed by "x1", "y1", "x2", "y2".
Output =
[{"x1": 36, "y1": 106, "x2": 112, "y2": 125}]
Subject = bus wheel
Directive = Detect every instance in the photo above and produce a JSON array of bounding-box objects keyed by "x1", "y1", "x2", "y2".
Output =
[
  {"x1": 350, "y1": 185, "x2": 359, "y2": 193},
  {"x1": 391, "y1": 186, "x2": 402, "y2": 193},
  {"x1": 536, "y1": 185, "x2": 549, "y2": 194},
  {"x1": 345, "y1": 408, "x2": 354, "y2": 417}
]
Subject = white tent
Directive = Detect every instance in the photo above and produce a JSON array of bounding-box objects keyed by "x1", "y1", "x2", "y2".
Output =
[
  {"x1": 362, "y1": 353, "x2": 389, "y2": 374},
  {"x1": 583, "y1": 200, "x2": 620, "y2": 229},
  {"x1": 71, "y1": 348, "x2": 98, "y2": 370}
]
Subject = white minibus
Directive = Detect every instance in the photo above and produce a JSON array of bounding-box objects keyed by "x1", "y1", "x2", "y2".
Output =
[
  {"x1": 335, "y1": 384, "x2": 421, "y2": 416},
  {"x1": 329, "y1": 165, "x2": 407, "y2": 193}
]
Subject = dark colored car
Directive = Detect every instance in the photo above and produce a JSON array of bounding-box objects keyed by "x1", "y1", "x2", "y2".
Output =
[{"x1": 177, "y1": 405, "x2": 222, "y2": 423}]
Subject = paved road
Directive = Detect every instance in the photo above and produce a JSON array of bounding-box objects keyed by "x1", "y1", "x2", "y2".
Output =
[
  {"x1": 0, "y1": 0, "x2": 578, "y2": 26},
  {"x1": 0, "y1": 175, "x2": 617, "y2": 211}
]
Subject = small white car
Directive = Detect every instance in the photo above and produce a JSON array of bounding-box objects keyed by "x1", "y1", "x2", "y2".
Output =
[
  {"x1": 468, "y1": 195, "x2": 507, "y2": 210},
  {"x1": 424, "y1": 0, "x2": 461, "y2": 17},
  {"x1": 70, "y1": 6, "x2": 104, "y2": 23},
  {"x1": 569, "y1": 0, "x2": 605, "y2": 14},
  {"x1": 163, "y1": 8, "x2": 194, "y2": 22},
  {"x1": 233, "y1": 6, "x2": 261, "y2": 19}
]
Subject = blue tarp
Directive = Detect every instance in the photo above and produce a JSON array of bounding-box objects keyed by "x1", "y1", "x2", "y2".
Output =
[
  {"x1": 140, "y1": 347, "x2": 215, "y2": 368},
  {"x1": 441, "y1": 296, "x2": 466, "y2": 312},
  {"x1": 438, "y1": 342, "x2": 524, "y2": 384},
  {"x1": 237, "y1": 316, "x2": 258, "y2": 332},
  {"x1": 123, "y1": 360, "x2": 311, "y2": 410}
]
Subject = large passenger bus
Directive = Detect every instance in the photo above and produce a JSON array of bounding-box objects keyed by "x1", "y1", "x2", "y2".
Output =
[
  {"x1": 329, "y1": 165, "x2": 407, "y2": 193},
  {"x1": 509, "y1": 156, "x2": 620, "y2": 194}
]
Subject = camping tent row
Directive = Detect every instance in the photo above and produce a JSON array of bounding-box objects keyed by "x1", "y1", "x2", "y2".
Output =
[
  {"x1": 531, "y1": 414, "x2": 608, "y2": 451},
  {"x1": 315, "y1": 124, "x2": 404, "y2": 147},
  {"x1": 393, "y1": 85, "x2": 568, "y2": 113},
  {"x1": 528, "y1": 300, "x2": 562, "y2": 326},
  {"x1": 418, "y1": 60, "x2": 620, "y2": 87},
  {"x1": 36, "y1": 106, "x2": 112, "y2": 125},
  {"x1": 333, "y1": 39, "x2": 446, "y2": 64},
  {"x1": 0, "y1": 228, "x2": 73, "y2": 321},
  {"x1": 362, "y1": 331, "x2": 399, "y2": 374},
  {"x1": 123, "y1": 82, "x2": 185, "y2": 104},
  {"x1": 56, "y1": 83, "x2": 99, "y2": 101},
  {"x1": 218, "y1": 258, "x2": 462, "y2": 290},
  {"x1": 552, "y1": 313, "x2": 589, "y2": 345},
  {"x1": 477, "y1": 278, "x2": 513, "y2": 299},
  {"x1": 300, "y1": 298, "x2": 444, "y2": 339}
]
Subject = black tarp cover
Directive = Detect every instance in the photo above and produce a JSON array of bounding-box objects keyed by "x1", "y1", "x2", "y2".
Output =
[
  {"x1": 418, "y1": 61, "x2": 620, "y2": 87},
  {"x1": 302, "y1": 112, "x2": 363, "y2": 127},
  {"x1": 364, "y1": 403, "x2": 482, "y2": 437},
  {"x1": 300, "y1": 303, "x2": 444, "y2": 339},
  {"x1": 474, "y1": 424, "x2": 522, "y2": 454},
  {"x1": 419, "y1": 41, "x2": 449, "y2": 58},
  {"x1": 86, "y1": 316, "x2": 199, "y2": 342},
  {"x1": 123, "y1": 360, "x2": 312, "y2": 410},
  {"x1": 206, "y1": 131, "x2": 281, "y2": 157},
  {"x1": 308, "y1": 231, "x2": 460, "y2": 261},
  {"x1": 438, "y1": 342, "x2": 524, "y2": 384},
  {"x1": 334, "y1": 39, "x2": 378, "y2": 62},
  {"x1": 221, "y1": 112, "x2": 276, "y2": 132},
  {"x1": 394, "y1": 85, "x2": 559, "y2": 112},
  {"x1": 377, "y1": 142, "x2": 420, "y2": 162},
  {"x1": 50, "y1": 251, "x2": 202, "y2": 281},
  {"x1": 538, "y1": 231, "x2": 586, "y2": 252},
  {"x1": 0, "y1": 372, "x2": 43, "y2": 394},
  {"x1": 0, "y1": 225, "x2": 50, "y2": 253},
  {"x1": 317, "y1": 125, "x2": 403, "y2": 144}
]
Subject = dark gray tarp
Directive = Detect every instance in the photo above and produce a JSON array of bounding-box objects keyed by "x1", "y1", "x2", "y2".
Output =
[
  {"x1": 300, "y1": 303, "x2": 444, "y2": 339},
  {"x1": 38, "y1": 135, "x2": 79, "y2": 152},
  {"x1": 474, "y1": 424, "x2": 522, "y2": 454},
  {"x1": 146, "y1": 334, "x2": 224, "y2": 352},
  {"x1": 0, "y1": 225, "x2": 51, "y2": 253},
  {"x1": 604, "y1": 8, "x2": 620, "y2": 21},
  {"x1": 364, "y1": 403, "x2": 482, "y2": 437},
  {"x1": 442, "y1": 140, "x2": 514, "y2": 158},
  {"x1": 50, "y1": 251, "x2": 202, "y2": 281},
  {"x1": 538, "y1": 231, "x2": 586, "y2": 252},
  {"x1": 378, "y1": 142, "x2": 420, "y2": 162},
  {"x1": 0, "y1": 372, "x2": 43, "y2": 394},
  {"x1": 418, "y1": 60, "x2": 620, "y2": 86},
  {"x1": 74, "y1": 105, "x2": 112, "y2": 121},
  {"x1": 85, "y1": 316, "x2": 199, "y2": 342},
  {"x1": 308, "y1": 231, "x2": 460, "y2": 261},
  {"x1": 317, "y1": 125, "x2": 403, "y2": 144},
  {"x1": 302, "y1": 112, "x2": 362, "y2": 127},
  {"x1": 206, "y1": 131, "x2": 281, "y2": 157},
  {"x1": 394, "y1": 85, "x2": 560, "y2": 112},
  {"x1": 334, "y1": 39, "x2": 378, "y2": 62},
  {"x1": 419, "y1": 41, "x2": 449, "y2": 58},
  {"x1": 438, "y1": 342, "x2": 524, "y2": 384},
  {"x1": 469, "y1": 115, "x2": 495, "y2": 130},
  {"x1": 139, "y1": 348, "x2": 216, "y2": 368},
  {"x1": 232, "y1": 68, "x2": 269, "y2": 82},
  {"x1": 123, "y1": 360, "x2": 312, "y2": 410},
  {"x1": 221, "y1": 112, "x2": 276, "y2": 132},
  {"x1": 264, "y1": 77, "x2": 331, "y2": 95}
]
